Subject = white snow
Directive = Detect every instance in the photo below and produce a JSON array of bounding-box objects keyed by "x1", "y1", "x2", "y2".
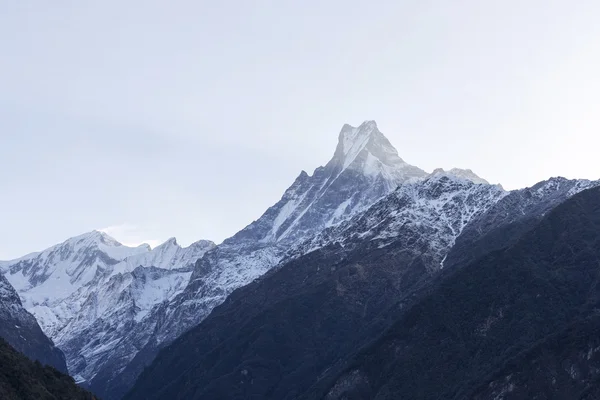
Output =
[
  {"x1": 132, "y1": 271, "x2": 193, "y2": 322},
  {"x1": 0, "y1": 231, "x2": 147, "y2": 304},
  {"x1": 268, "y1": 187, "x2": 311, "y2": 240},
  {"x1": 289, "y1": 174, "x2": 508, "y2": 266},
  {"x1": 328, "y1": 197, "x2": 354, "y2": 226},
  {"x1": 341, "y1": 123, "x2": 374, "y2": 170},
  {"x1": 0, "y1": 231, "x2": 214, "y2": 341},
  {"x1": 430, "y1": 168, "x2": 490, "y2": 185}
]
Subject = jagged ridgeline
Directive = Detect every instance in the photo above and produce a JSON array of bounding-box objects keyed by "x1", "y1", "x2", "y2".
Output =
[
  {"x1": 2, "y1": 121, "x2": 598, "y2": 400},
  {"x1": 124, "y1": 185, "x2": 600, "y2": 399},
  {"x1": 1, "y1": 121, "x2": 441, "y2": 399}
]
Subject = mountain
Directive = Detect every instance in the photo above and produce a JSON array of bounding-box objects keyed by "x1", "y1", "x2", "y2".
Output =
[
  {"x1": 0, "y1": 231, "x2": 151, "y2": 336},
  {"x1": 431, "y1": 168, "x2": 491, "y2": 185},
  {"x1": 3, "y1": 120, "x2": 554, "y2": 399},
  {"x1": 125, "y1": 179, "x2": 599, "y2": 400},
  {"x1": 110, "y1": 237, "x2": 216, "y2": 273},
  {"x1": 0, "y1": 273, "x2": 67, "y2": 373},
  {"x1": 445, "y1": 176, "x2": 596, "y2": 270},
  {"x1": 232, "y1": 120, "x2": 427, "y2": 245},
  {"x1": 285, "y1": 170, "x2": 504, "y2": 264},
  {"x1": 83, "y1": 120, "x2": 442, "y2": 399},
  {"x1": 316, "y1": 185, "x2": 600, "y2": 400},
  {"x1": 123, "y1": 173, "x2": 504, "y2": 400},
  {"x1": 0, "y1": 337, "x2": 95, "y2": 400},
  {"x1": 0, "y1": 231, "x2": 215, "y2": 385}
]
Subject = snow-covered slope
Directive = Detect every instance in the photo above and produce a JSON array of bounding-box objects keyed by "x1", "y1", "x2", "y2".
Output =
[
  {"x1": 0, "y1": 232, "x2": 215, "y2": 338},
  {"x1": 0, "y1": 231, "x2": 149, "y2": 306},
  {"x1": 232, "y1": 120, "x2": 427, "y2": 245},
  {"x1": 286, "y1": 173, "x2": 506, "y2": 267},
  {"x1": 287, "y1": 177, "x2": 600, "y2": 277},
  {"x1": 110, "y1": 238, "x2": 215, "y2": 276},
  {"x1": 430, "y1": 167, "x2": 490, "y2": 185},
  {"x1": 0, "y1": 230, "x2": 215, "y2": 386},
  {"x1": 446, "y1": 176, "x2": 600, "y2": 269},
  {"x1": 0, "y1": 273, "x2": 67, "y2": 372}
]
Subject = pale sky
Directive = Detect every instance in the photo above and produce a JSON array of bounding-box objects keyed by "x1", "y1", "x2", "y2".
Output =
[{"x1": 1, "y1": 1, "x2": 599, "y2": 259}]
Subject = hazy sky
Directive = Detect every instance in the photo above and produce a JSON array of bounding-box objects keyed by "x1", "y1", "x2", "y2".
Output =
[{"x1": 1, "y1": 1, "x2": 599, "y2": 259}]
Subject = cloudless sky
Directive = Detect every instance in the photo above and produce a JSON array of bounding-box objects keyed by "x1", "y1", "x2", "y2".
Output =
[{"x1": 1, "y1": 0, "x2": 599, "y2": 258}]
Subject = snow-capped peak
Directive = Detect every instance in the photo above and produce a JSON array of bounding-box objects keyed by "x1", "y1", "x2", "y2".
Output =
[
  {"x1": 148, "y1": 237, "x2": 216, "y2": 256},
  {"x1": 0, "y1": 230, "x2": 156, "y2": 328},
  {"x1": 188, "y1": 239, "x2": 217, "y2": 250},
  {"x1": 336, "y1": 120, "x2": 381, "y2": 165},
  {"x1": 329, "y1": 121, "x2": 426, "y2": 182},
  {"x1": 0, "y1": 230, "x2": 148, "y2": 268},
  {"x1": 231, "y1": 121, "x2": 428, "y2": 245},
  {"x1": 156, "y1": 237, "x2": 178, "y2": 248},
  {"x1": 430, "y1": 168, "x2": 490, "y2": 185},
  {"x1": 137, "y1": 243, "x2": 152, "y2": 251},
  {"x1": 107, "y1": 237, "x2": 217, "y2": 277},
  {"x1": 0, "y1": 230, "x2": 215, "y2": 346}
]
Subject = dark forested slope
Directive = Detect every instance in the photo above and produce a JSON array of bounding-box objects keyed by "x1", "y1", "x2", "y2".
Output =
[
  {"x1": 125, "y1": 238, "x2": 431, "y2": 400},
  {"x1": 0, "y1": 337, "x2": 95, "y2": 400},
  {"x1": 318, "y1": 186, "x2": 600, "y2": 400},
  {"x1": 127, "y1": 184, "x2": 600, "y2": 400}
]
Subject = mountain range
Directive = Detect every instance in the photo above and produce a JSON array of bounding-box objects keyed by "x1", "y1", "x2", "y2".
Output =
[
  {"x1": 1, "y1": 120, "x2": 598, "y2": 399},
  {"x1": 125, "y1": 177, "x2": 600, "y2": 400}
]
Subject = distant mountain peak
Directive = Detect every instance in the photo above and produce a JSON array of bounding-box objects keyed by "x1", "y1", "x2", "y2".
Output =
[
  {"x1": 337, "y1": 120, "x2": 379, "y2": 153},
  {"x1": 333, "y1": 120, "x2": 397, "y2": 167},
  {"x1": 160, "y1": 237, "x2": 179, "y2": 248},
  {"x1": 137, "y1": 243, "x2": 152, "y2": 251},
  {"x1": 152, "y1": 238, "x2": 216, "y2": 253},
  {"x1": 329, "y1": 120, "x2": 427, "y2": 183},
  {"x1": 72, "y1": 230, "x2": 122, "y2": 247},
  {"x1": 430, "y1": 168, "x2": 490, "y2": 185},
  {"x1": 231, "y1": 121, "x2": 429, "y2": 246},
  {"x1": 189, "y1": 239, "x2": 217, "y2": 249}
]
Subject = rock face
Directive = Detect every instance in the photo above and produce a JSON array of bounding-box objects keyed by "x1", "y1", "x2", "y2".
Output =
[
  {"x1": 0, "y1": 273, "x2": 67, "y2": 373},
  {"x1": 124, "y1": 177, "x2": 600, "y2": 400},
  {"x1": 446, "y1": 176, "x2": 597, "y2": 270}
]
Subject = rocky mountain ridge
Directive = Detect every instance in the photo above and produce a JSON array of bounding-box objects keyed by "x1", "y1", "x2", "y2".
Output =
[{"x1": 4, "y1": 120, "x2": 592, "y2": 400}]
